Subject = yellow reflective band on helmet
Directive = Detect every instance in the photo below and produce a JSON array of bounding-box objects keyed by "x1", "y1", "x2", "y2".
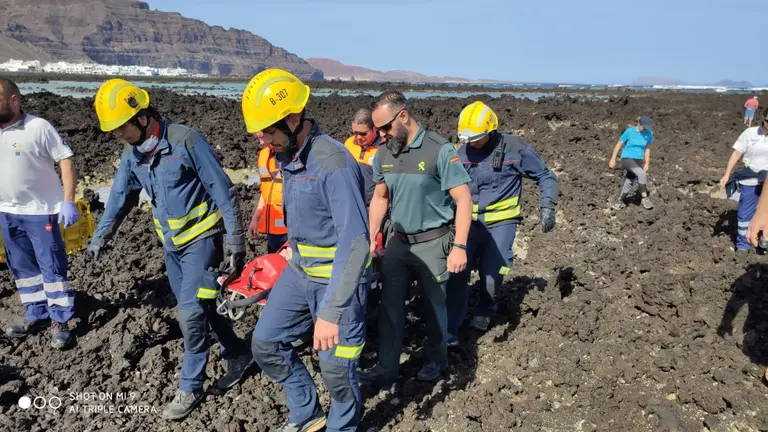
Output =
[
  {"x1": 297, "y1": 244, "x2": 336, "y2": 258},
  {"x1": 168, "y1": 202, "x2": 209, "y2": 230},
  {"x1": 499, "y1": 266, "x2": 510, "y2": 275},
  {"x1": 335, "y1": 342, "x2": 365, "y2": 359},
  {"x1": 196, "y1": 287, "x2": 218, "y2": 299},
  {"x1": 171, "y1": 211, "x2": 222, "y2": 247}
]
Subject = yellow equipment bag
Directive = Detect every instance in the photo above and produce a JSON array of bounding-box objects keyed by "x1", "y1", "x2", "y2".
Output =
[{"x1": 0, "y1": 199, "x2": 95, "y2": 263}]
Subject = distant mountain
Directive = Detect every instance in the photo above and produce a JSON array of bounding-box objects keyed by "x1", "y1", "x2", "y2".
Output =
[
  {"x1": 714, "y1": 80, "x2": 753, "y2": 88},
  {"x1": 0, "y1": 0, "x2": 323, "y2": 79},
  {"x1": 306, "y1": 58, "x2": 505, "y2": 84},
  {"x1": 631, "y1": 76, "x2": 687, "y2": 86}
]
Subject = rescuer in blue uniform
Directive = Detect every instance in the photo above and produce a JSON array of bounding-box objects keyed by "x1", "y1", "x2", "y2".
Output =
[
  {"x1": 87, "y1": 79, "x2": 253, "y2": 420},
  {"x1": 241, "y1": 69, "x2": 371, "y2": 432},
  {"x1": 446, "y1": 101, "x2": 559, "y2": 344}
]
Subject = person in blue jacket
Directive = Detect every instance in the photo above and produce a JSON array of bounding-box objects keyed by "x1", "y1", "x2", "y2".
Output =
[
  {"x1": 446, "y1": 101, "x2": 559, "y2": 344},
  {"x1": 86, "y1": 79, "x2": 253, "y2": 421},
  {"x1": 241, "y1": 69, "x2": 371, "y2": 432}
]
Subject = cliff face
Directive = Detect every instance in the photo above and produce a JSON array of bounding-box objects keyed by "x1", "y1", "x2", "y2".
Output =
[{"x1": 0, "y1": 0, "x2": 323, "y2": 79}]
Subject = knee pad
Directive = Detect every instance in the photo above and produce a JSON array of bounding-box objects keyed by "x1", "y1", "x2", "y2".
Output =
[
  {"x1": 251, "y1": 339, "x2": 290, "y2": 380},
  {"x1": 178, "y1": 309, "x2": 207, "y2": 353},
  {"x1": 320, "y1": 362, "x2": 354, "y2": 403}
]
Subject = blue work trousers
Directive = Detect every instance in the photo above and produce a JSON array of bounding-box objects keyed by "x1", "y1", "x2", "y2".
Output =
[
  {"x1": 0, "y1": 212, "x2": 75, "y2": 323},
  {"x1": 164, "y1": 233, "x2": 250, "y2": 393},
  {"x1": 266, "y1": 233, "x2": 288, "y2": 254},
  {"x1": 736, "y1": 184, "x2": 760, "y2": 251},
  {"x1": 251, "y1": 265, "x2": 367, "y2": 432},
  {"x1": 447, "y1": 222, "x2": 517, "y2": 335}
]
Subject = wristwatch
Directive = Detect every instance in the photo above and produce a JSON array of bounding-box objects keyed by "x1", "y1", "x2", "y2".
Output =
[{"x1": 453, "y1": 242, "x2": 467, "y2": 250}]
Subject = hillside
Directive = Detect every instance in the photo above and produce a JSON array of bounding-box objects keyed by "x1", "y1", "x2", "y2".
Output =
[
  {"x1": 306, "y1": 57, "x2": 504, "y2": 84},
  {"x1": 0, "y1": 0, "x2": 323, "y2": 79}
]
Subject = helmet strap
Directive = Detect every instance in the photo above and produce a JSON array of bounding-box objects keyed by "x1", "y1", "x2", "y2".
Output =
[
  {"x1": 275, "y1": 110, "x2": 306, "y2": 155},
  {"x1": 127, "y1": 107, "x2": 158, "y2": 146}
]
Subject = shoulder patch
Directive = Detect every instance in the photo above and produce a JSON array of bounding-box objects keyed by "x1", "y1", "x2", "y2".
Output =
[
  {"x1": 501, "y1": 134, "x2": 529, "y2": 154},
  {"x1": 167, "y1": 124, "x2": 203, "y2": 150},
  {"x1": 313, "y1": 135, "x2": 347, "y2": 172},
  {"x1": 423, "y1": 130, "x2": 450, "y2": 146}
]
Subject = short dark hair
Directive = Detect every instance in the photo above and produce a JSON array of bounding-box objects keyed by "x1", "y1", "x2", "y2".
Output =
[
  {"x1": 0, "y1": 78, "x2": 21, "y2": 98},
  {"x1": 370, "y1": 90, "x2": 407, "y2": 113},
  {"x1": 352, "y1": 108, "x2": 374, "y2": 128}
]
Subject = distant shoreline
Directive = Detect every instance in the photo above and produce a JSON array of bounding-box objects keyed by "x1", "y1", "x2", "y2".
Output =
[{"x1": 2, "y1": 71, "x2": 766, "y2": 97}]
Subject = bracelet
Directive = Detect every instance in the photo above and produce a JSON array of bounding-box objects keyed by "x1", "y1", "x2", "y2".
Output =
[{"x1": 453, "y1": 243, "x2": 467, "y2": 250}]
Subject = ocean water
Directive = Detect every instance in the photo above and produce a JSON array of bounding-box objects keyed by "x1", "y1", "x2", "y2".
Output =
[{"x1": 17, "y1": 80, "x2": 764, "y2": 102}]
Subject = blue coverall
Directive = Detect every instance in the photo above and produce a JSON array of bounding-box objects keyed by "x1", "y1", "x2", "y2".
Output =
[
  {"x1": 92, "y1": 121, "x2": 250, "y2": 393},
  {"x1": 251, "y1": 122, "x2": 371, "y2": 432},
  {"x1": 447, "y1": 132, "x2": 558, "y2": 334}
]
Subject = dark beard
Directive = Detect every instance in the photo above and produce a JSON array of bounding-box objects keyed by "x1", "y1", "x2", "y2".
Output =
[
  {"x1": 0, "y1": 111, "x2": 15, "y2": 124},
  {"x1": 386, "y1": 123, "x2": 409, "y2": 155}
]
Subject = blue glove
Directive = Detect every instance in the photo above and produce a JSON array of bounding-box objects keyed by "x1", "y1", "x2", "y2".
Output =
[{"x1": 58, "y1": 201, "x2": 79, "y2": 229}]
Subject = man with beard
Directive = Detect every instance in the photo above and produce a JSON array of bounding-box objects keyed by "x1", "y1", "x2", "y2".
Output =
[
  {"x1": 0, "y1": 78, "x2": 78, "y2": 350},
  {"x1": 86, "y1": 78, "x2": 253, "y2": 420},
  {"x1": 242, "y1": 69, "x2": 370, "y2": 432},
  {"x1": 359, "y1": 90, "x2": 472, "y2": 389}
]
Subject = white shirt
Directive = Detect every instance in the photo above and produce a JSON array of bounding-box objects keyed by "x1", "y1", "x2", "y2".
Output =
[
  {"x1": 0, "y1": 113, "x2": 74, "y2": 215},
  {"x1": 733, "y1": 126, "x2": 768, "y2": 186}
]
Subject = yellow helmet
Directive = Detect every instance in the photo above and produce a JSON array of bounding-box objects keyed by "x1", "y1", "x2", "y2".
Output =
[
  {"x1": 241, "y1": 68, "x2": 310, "y2": 133},
  {"x1": 457, "y1": 101, "x2": 499, "y2": 143},
  {"x1": 94, "y1": 79, "x2": 150, "y2": 132}
]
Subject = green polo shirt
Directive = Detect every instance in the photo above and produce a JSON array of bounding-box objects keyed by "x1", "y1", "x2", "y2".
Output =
[{"x1": 373, "y1": 124, "x2": 470, "y2": 234}]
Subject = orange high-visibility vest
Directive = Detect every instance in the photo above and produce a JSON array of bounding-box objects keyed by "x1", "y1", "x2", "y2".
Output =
[
  {"x1": 257, "y1": 147, "x2": 287, "y2": 235},
  {"x1": 344, "y1": 136, "x2": 379, "y2": 167}
]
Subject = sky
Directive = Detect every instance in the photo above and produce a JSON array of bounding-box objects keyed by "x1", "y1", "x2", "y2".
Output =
[{"x1": 148, "y1": 0, "x2": 766, "y2": 85}]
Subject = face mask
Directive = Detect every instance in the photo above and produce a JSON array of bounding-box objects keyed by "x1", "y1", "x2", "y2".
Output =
[{"x1": 134, "y1": 135, "x2": 160, "y2": 154}]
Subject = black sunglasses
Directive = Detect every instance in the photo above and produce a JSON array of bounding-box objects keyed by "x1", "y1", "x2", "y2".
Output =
[{"x1": 377, "y1": 109, "x2": 405, "y2": 133}]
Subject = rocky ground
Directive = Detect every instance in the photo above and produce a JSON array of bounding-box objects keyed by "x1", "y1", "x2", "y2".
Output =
[{"x1": 1, "y1": 88, "x2": 767, "y2": 432}]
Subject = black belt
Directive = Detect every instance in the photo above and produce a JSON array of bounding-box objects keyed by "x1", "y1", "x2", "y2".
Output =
[{"x1": 395, "y1": 224, "x2": 451, "y2": 245}]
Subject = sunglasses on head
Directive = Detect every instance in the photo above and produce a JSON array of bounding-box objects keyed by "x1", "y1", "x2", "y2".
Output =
[{"x1": 377, "y1": 109, "x2": 405, "y2": 133}]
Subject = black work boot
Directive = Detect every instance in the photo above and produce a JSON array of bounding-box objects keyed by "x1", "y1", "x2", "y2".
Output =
[
  {"x1": 51, "y1": 321, "x2": 73, "y2": 349},
  {"x1": 276, "y1": 403, "x2": 326, "y2": 432},
  {"x1": 160, "y1": 389, "x2": 204, "y2": 421},
  {"x1": 215, "y1": 352, "x2": 254, "y2": 391},
  {"x1": 6, "y1": 318, "x2": 49, "y2": 338}
]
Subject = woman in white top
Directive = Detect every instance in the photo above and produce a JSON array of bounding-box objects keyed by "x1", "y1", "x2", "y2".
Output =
[{"x1": 720, "y1": 106, "x2": 768, "y2": 252}]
